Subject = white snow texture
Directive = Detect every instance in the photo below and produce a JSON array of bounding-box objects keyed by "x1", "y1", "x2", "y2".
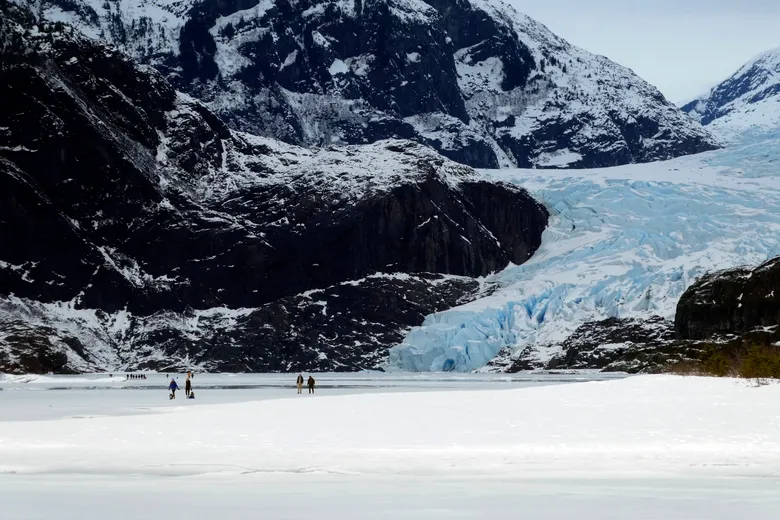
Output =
[
  {"x1": 687, "y1": 47, "x2": 780, "y2": 143},
  {"x1": 18, "y1": 0, "x2": 716, "y2": 166},
  {"x1": 1, "y1": 375, "x2": 780, "y2": 477},
  {"x1": 388, "y1": 134, "x2": 780, "y2": 371}
]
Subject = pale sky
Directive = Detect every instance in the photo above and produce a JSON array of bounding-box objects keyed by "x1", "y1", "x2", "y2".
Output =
[{"x1": 507, "y1": 0, "x2": 780, "y2": 103}]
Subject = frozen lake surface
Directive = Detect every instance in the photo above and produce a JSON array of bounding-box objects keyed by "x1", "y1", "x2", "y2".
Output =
[
  {"x1": 0, "y1": 371, "x2": 624, "y2": 421},
  {"x1": 2, "y1": 374, "x2": 780, "y2": 519}
]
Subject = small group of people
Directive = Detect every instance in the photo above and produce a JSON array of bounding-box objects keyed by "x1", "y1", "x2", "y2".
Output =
[
  {"x1": 168, "y1": 371, "x2": 195, "y2": 400},
  {"x1": 296, "y1": 374, "x2": 316, "y2": 394},
  {"x1": 126, "y1": 373, "x2": 147, "y2": 380}
]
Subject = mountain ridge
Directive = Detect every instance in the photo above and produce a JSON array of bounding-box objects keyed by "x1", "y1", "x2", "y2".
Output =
[
  {"x1": 683, "y1": 46, "x2": 780, "y2": 141},
  {"x1": 0, "y1": 1, "x2": 549, "y2": 373},
  {"x1": 20, "y1": 0, "x2": 718, "y2": 169}
]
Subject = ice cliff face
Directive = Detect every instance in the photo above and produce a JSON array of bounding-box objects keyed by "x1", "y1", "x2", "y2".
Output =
[
  {"x1": 21, "y1": 0, "x2": 717, "y2": 169},
  {"x1": 683, "y1": 48, "x2": 780, "y2": 142},
  {"x1": 0, "y1": 2, "x2": 548, "y2": 373},
  {"x1": 387, "y1": 134, "x2": 780, "y2": 373}
]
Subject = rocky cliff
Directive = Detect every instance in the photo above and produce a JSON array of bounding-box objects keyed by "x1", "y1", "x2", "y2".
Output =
[
  {"x1": 0, "y1": 2, "x2": 548, "y2": 373},
  {"x1": 23, "y1": 0, "x2": 718, "y2": 169},
  {"x1": 529, "y1": 256, "x2": 780, "y2": 374},
  {"x1": 675, "y1": 258, "x2": 780, "y2": 343}
]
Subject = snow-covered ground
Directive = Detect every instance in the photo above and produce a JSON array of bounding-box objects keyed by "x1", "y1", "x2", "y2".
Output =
[
  {"x1": 5, "y1": 473, "x2": 780, "y2": 519},
  {"x1": 388, "y1": 134, "x2": 780, "y2": 371},
  {"x1": 0, "y1": 372, "x2": 623, "y2": 421},
  {"x1": 2, "y1": 376, "x2": 780, "y2": 518}
]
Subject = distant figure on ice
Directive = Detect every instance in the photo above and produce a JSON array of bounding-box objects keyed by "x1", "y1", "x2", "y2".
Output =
[
  {"x1": 185, "y1": 373, "x2": 192, "y2": 398},
  {"x1": 169, "y1": 378, "x2": 179, "y2": 399},
  {"x1": 307, "y1": 375, "x2": 316, "y2": 394},
  {"x1": 188, "y1": 391, "x2": 195, "y2": 399},
  {"x1": 296, "y1": 374, "x2": 304, "y2": 394}
]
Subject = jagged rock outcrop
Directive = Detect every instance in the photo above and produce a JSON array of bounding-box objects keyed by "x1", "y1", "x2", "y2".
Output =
[
  {"x1": 675, "y1": 258, "x2": 780, "y2": 342},
  {"x1": 0, "y1": 2, "x2": 547, "y2": 373},
  {"x1": 0, "y1": 273, "x2": 484, "y2": 373},
  {"x1": 23, "y1": 0, "x2": 718, "y2": 169},
  {"x1": 481, "y1": 316, "x2": 694, "y2": 374},
  {"x1": 539, "y1": 316, "x2": 691, "y2": 374}
]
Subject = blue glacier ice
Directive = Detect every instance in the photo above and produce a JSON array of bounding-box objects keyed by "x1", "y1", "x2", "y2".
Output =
[{"x1": 387, "y1": 136, "x2": 780, "y2": 372}]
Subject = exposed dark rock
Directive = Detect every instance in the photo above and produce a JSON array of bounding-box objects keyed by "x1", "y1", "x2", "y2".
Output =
[
  {"x1": 0, "y1": 321, "x2": 79, "y2": 375},
  {"x1": 25, "y1": 0, "x2": 718, "y2": 169},
  {"x1": 682, "y1": 47, "x2": 780, "y2": 138},
  {"x1": 540, "y1": 316, "x2": 694, "y2": 374},
  {"x1": 675, "y1": 258, "x2": 780, "y2": 342},
  {"x1": 133, "y1": 274, "x2": 481, "y2": 373},
  {"x1": 483, "y1": 316, "x2": 703, "y2": 375},
  {"x1": 0, "y1": 3, "x2": 547, "y2": 373},
  {"x1": 0, "y1": 273, "x2": 480, "y2": 374}
]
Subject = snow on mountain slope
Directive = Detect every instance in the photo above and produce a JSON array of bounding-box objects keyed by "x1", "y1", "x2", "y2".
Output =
[
  {"x1": 34, "y1": 0, "x2": 189, "y2": 55},
  {"x1": 387, "y1": 134, "x2": 780, "y2": 372},
  {"x1": 0, "y1": 3, "x2": 547, "y2": 374},
  {"x1": 683, "y1": 47, "x2": 780, "y2": 142},
  {"x1": 20, "y1": 0, "x2": 718, "y2": 169}
]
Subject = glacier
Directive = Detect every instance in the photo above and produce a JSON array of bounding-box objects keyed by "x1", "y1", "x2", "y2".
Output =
[{"x1": 387, "y1": 135, "x2": 780, "y2": 372}]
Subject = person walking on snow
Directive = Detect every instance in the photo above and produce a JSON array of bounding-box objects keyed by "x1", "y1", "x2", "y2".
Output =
[
  {"x1": 296, "y1": 373, "x2": 304, "y2": 394},
  {"x1": 169, "y1": 378, "x2": 179, "y2": 399},
  {"x1": 185, "y1": 373, "x2": 192, "y2": 398},
  {"x1": 307, "y1": 375, "x2": 316, "y2": 394}
]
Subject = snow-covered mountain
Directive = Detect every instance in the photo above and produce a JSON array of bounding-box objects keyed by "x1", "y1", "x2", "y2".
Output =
[
  {"x1": 387, "y1": 134, "x2": 780, "y2": 373},
  {"x1": 683, "y1": 47, "x2": 780, "y2": 142},
  {"x1": 0, "y1": 2, "x2": 548, "y2": 373},
  {"x1": 4, "y1": 0, "x2": 769, "y2": 376},
  {"x1": 20, "y1": 0, "x2": 717, "y2": 168}
]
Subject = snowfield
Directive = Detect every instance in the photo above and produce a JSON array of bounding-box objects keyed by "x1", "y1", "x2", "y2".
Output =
[
  {"x1": 2, "y1": 376, "x2": 780, "y2": 518},
  {"x1": 1, "y1": 376, "x2": 779, "y2": 477},
  {"x1": 388, "y1": 135, "x2": 780, "y2": 372}
]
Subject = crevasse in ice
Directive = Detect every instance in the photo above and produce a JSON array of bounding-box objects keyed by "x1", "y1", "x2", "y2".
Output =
[{"x1": 387, "y1": 135, "x2": 780, "y2": 371}]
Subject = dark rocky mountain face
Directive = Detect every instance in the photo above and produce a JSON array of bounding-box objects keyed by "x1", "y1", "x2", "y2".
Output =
[
  {"x1": 483, "y1": 316, "x2": 700, "y2": 375},
  {"x1": 0, "y1": 2, "x2": 547, "y2": 373},
  {"x1": 675, "y1": 258, "x2": 780, "y2": 343},
  {"x1": 24, "y1": 0, "x2": 717, "y2": 169}
]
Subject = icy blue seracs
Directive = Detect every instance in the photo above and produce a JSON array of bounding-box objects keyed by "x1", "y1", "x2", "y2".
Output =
[{"x1": 387, "y1": 137, "x2": 780, "y2": 372}]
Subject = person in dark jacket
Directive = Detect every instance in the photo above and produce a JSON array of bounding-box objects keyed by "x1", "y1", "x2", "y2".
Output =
[
  {"x1": 169, "y1": 378, "x2": 179, "y2": 399},
  {"x1": 185, "y1": 374, "x2": 192, "y2": 398},
  {"x1": 296, "y1": 374, "x2": 304, "y2": 394},
  {"x1": 307, "y1": 376, "x2": 316, "y2": 394}
]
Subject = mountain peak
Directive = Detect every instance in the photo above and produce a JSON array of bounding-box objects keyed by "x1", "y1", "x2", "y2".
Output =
[
  {"x1": 682, "y1": 45, "x2": 780, "y2": 141},
  {"x1": 22, "y1": 0, "x2": 717, "y2": 168}
]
